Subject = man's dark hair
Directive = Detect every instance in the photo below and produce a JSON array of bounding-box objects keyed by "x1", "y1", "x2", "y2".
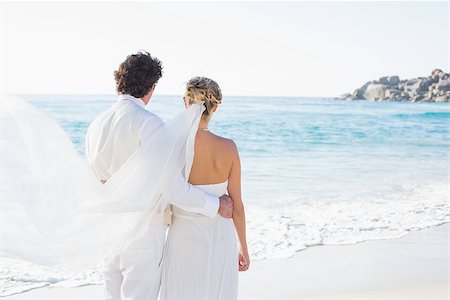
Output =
[{"x1": 114, "y1": 51, "x2": 163, "y2": 98}]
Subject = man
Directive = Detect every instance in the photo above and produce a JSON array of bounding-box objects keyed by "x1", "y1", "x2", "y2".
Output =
[{"x1": 85, "y1": 51, "x2": 233, "y2": 300}]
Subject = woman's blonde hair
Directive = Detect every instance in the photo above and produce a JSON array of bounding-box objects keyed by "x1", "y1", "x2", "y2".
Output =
[{"x1": 185, "y1": 77, "x2": 222, "y2": 117}]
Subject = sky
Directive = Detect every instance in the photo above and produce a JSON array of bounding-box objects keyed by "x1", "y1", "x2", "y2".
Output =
[{"x1": 0, "y1": 1, "x2": 448, "y2": 97}]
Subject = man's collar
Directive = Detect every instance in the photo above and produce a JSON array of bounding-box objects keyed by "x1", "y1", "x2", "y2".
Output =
[{"x1": 117, "y1": 94, "x2": 146, "y2": 109}]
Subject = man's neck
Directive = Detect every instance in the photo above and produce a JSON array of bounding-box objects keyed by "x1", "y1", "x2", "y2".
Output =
[
  {"x1": 141, "y1": 88, "x2": 154, "y2": 105},
  {"x1": 141, "y1": 96, "x2": 149, "y2": 106}
]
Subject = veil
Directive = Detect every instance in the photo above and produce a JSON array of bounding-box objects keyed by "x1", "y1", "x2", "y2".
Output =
[{"x1": 0, "y1": 93, "x2": 203, "y2": 273}]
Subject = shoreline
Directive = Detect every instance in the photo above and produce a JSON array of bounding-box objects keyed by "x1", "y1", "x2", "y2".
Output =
[
  {"x1": 239, "y1": 223, "x2": 449, "y2": 299},
  {"x1": 296, "y1": 221, "x2": 450, "y2": 255},
  {"x1": 3, "y1": 223, "x2": 448, "y2": 299}
]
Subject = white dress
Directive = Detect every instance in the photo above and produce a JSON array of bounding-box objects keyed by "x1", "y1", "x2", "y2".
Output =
[{"x1": 160, "y1": 180, "x2": 238, "y2": 300}]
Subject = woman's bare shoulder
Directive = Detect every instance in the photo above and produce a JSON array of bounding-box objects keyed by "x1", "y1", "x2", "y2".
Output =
[{"x1": 210, "y1": 133, "x2": 238, "y2": 156}]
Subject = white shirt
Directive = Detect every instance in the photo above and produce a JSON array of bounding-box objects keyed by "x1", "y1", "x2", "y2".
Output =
[{"x1": 85, "y1": 94, "x2": 219, "y2": 217}]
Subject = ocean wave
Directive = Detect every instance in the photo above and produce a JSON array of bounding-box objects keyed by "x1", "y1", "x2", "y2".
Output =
[
  {"x1": 394, "y1": 111, "x2": 450, "y2": 119},
  {"x1": 247, "y1": 180, "x2": 450, "y2": 260},
  {"x1": 1, "y1": 181, "x2": 448, "y2": 296}
]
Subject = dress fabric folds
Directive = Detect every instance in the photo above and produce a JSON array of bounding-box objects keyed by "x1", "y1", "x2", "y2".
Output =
[{"x1": 161, "y1": 181, "x2": 238, "y2": 300}]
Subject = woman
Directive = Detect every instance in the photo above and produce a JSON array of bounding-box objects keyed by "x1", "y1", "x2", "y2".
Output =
[{"x1": 160, "y1": 77, "x2": 249, "y2": 299}]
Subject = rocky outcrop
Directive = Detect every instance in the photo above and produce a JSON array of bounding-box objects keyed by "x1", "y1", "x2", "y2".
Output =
[{"x1": 339, "y1": 69, "x2": 450, "y2": 102}]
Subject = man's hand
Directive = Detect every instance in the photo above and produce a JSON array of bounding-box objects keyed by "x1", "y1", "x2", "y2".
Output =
[{"x1": 218, "y1": 194, "x2": 233, "y2": 218}]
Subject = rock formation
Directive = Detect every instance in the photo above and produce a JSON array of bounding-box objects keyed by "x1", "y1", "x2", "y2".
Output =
[{"x1": 339, "y1": 69, "x2": 450, "y2": 102}]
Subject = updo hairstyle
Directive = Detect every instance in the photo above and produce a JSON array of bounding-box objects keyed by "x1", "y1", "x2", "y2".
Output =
[{"x1": 185, "y1": 77, "x2": 222, "y2": 117}]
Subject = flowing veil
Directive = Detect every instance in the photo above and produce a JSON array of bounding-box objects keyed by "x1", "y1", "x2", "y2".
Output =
[{"x1": 0, "y1": 93, "x2": 203, "y2": 273}]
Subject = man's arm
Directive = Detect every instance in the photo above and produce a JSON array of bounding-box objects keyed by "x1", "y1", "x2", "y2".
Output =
[
  {"x1": 165, "y1": 175, "x2": 233, "y2": 218},
  {"x1": 167, "y1": 177, "x2": 219, "y2": 217}
]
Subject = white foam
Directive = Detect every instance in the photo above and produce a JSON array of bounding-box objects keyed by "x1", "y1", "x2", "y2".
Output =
[
  {"x1": 247, "y1": 180, "x2": 450, "y2": 260},
  {"x1": 1, "y1": 180, "x2": 448, "y2": 296},
  {"x1": 0, "y1": 258, "x2": 102, "y2": 296}
]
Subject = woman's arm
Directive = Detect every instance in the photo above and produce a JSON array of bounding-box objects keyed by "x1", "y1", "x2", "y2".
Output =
[{"x1": 228, "y1": 141, "x2": 250, "y2": 272}]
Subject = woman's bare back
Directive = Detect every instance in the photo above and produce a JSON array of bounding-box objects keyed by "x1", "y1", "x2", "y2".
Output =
[{"x1": 188, "y1": 130, "x2": 236, "y2": 185}]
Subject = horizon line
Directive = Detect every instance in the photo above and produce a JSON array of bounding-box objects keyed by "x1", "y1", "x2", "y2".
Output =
[{"x1": 15, "y1": 92, "x2": 338, "y2": 99}]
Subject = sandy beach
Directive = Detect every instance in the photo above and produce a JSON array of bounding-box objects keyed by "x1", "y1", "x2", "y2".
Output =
[{"x1": 3, "y1": 223, "x2": 448, "y2": 300}]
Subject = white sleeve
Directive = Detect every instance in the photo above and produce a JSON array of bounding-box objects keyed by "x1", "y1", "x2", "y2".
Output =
[
  {"x1": 139, "y1": 115, "x2": 164, "y2": 149},
  {"x1": 139, "y1": 114, "x2": 220, "y2": 217},
  {"x1": 167, "y1": 175, "x2": 220, "y2": 217}
]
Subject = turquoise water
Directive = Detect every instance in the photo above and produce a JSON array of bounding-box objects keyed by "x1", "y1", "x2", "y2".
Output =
[
  {"x1": 1, "y1": 94, "x2": 448, "y2": 296},
  {"x1": 22, "y1": 94, "x2": 450, "y2": 258}
]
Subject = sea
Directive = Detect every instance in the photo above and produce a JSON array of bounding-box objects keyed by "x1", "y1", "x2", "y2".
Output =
[{"x1": 1, "y1": 94, "x2": 449, "y2": 296}]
